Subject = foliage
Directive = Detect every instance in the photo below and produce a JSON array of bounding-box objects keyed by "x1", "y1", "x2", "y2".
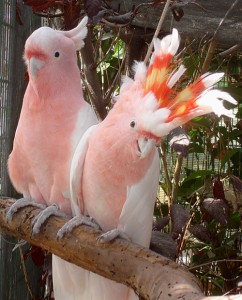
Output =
[
  {"x1": 93, "y1": 26, "x2": 125, "y2": 103},
  {"x1": 153, "y1": 40, "x2": 242, "y2": 296},
  {"x1": 25, "y1": 13, "x2": 242, "y2": 300},
  {"x1": 10, "y1": 1, "x2": 242, "y2": 298},
  {"x1": 69, "y1": 21, "x2": 242, "y2": 295}
]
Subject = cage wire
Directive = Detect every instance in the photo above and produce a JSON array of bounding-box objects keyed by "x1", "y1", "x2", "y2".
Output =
[
  {"x1": 0, "y1": 2, "x2": 43, "y2": 299},
  {"x1": 0, "y1": 1, "x2": 241, "y2": 298},
  {"x1": 158, "y1": 79, "x2": 240, "y2": 206},
  {"x1": 0, "y1": 0, "x2": 14, "y2": 196}
]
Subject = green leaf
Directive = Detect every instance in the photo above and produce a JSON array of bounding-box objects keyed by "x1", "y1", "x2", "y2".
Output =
[
  {"x1": 229, "y1": 211, "x2": 241, "y2": 227},
  {"x1": 229, "y1": 129, "x2": 242, "y2": 140},
  {"x1": 221, "y1": 86, "x2": 242, "y2": 102},
  {"x1": 190, "y1": 116, "x2": 211, "y2": 128},
  {"x1": 183, "y1": 170, "x2": 213, "y2": 182},
  {"x1": 189, "y1": 142, "x2": 204, "y2": 153},
  {"x1": 96, "y1": 62, "x2": 110, "y2": 73},
  {"x1": 221, "y1": 148, "x2": 241, "y2": 169},
  {"x1": 101, "y1": 32, "x2": 113, "y2": 41},
  {"x1": 112, "y1": 40, "x2": 125, "y2": 59}
]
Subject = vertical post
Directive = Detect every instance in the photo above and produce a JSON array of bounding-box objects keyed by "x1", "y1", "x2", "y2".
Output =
[{"x1": 0, "y1": 1, "x2": 42, "y2": 299}]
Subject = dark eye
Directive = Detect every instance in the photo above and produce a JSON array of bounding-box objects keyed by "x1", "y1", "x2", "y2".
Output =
[
  {"x1": 54, "y1": 51, "x2": 60, "y2": 58},
  {"x1": 130, "y1": 121, "x2": 136, "y2": 128}
]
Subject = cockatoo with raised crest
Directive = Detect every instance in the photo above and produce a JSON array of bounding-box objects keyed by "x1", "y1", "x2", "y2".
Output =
[{"x1": 56, "y1": 28, "x2": 236, "y2": 299}]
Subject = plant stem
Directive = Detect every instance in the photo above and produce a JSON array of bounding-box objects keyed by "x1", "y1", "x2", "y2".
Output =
[
  {"x1": 160, "y1": 142, "x2": 172, "y2": 210},
  {"x1": 171, "y1": 153, "x2": 184, "y2": 204},
  {"x1": 144, "y1": 0, "x2": 172, "y2": 64},
  {"x1": 19, "y1": 246, "x2": 35, "y2": 299}
]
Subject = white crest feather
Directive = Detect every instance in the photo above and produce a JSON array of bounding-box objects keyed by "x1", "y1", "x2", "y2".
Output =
[
  {"x1": 197, "y1": 89, "x2": 237, "y2": 117},
  {"x1": 119, "y1": 75, "x2": 134, "y2": 94},
  {"x1": 61, "y1": 16, "x2": 88, "y2": 50},
  {"x1": 153, "y1": 28, "x2": 180, "y2": 56},
  {"x1": 133, "y1": 61, "x2": 147, "y2": 83},
  {"x1": 167, "y1": 64, "x2": 186, "y2": 88},
  {"x1": 201, "y1": 72, "x2": 224, "y2": 88}
]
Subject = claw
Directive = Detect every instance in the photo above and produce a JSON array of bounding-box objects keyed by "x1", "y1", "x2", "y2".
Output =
[
  {"x1": 97, "y1": 228, "x2": 131, "y2": 243},
  {"x1": 57, "y1": 215, "x2": 101, "y2": 241},
  {"x1": 32, "y1": 204, "x2": 70, "y2": 235},
  {"x1": 6, "y1": 197, "x2": 46, "y2": 223},
  {"x1": 12, "y1": 239, "x2": 27, "y2": 252}
]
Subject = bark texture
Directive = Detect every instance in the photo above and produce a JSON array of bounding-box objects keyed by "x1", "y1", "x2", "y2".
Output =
[
  {"x1": 109, "y1": 0, "x2": 242, "y2": 50},
  {"x1": 0, "y1": 198, "x2": 240, "y2": 300}
]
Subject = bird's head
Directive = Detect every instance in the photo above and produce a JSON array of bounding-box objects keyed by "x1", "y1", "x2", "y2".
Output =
[
  {"x1": 23, "y1": 16, "x2": 88, "y2": 97},
  {"x1": 109, "y1": 64, "x2": 159, "y2": 162},
  {"x1": 113, "y1": 28, "x2": 236, "y2": 160}
]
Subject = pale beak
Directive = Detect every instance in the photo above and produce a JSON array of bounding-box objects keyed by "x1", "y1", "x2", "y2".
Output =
[
  {"x1": 137, "y1": 137, "x2": 156, "y2": 159},
  {"x1": 29, "y1": 57, "x2": 44, "y2": 77}
]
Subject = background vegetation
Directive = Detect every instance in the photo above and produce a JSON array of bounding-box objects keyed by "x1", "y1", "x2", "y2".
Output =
[
  {"x1": 0, "y1": 0, "x2": 241, "y2": 298},
  {"x1": 91, "y1": 20, "x2": 242, "y2": 296}
]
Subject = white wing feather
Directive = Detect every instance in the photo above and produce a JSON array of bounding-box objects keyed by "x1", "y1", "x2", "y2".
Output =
[
  {"x1": 70, "y1": 125, "x2": 98, "y2": 216},
  {"x1": 54, "y1": 137, "x2": 159, "y2": 300},
  {"x1": 118, "y1": 150, "x2": 160, "y2": 247}
]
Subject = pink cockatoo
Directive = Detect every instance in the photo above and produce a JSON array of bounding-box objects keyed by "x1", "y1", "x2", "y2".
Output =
[
  {"x1": 6, "y1": 16, "x2": 98, "y2": 298},
  {"x1": 7, "y1": 16, "x2": 97, "y2": 218},
  {"x1": 55, "y1": 29, "x2": 236, "y2": 299}
]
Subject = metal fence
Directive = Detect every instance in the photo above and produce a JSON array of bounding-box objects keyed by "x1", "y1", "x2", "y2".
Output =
[
  {"x1": 0, "y1": 1, "x2": 241, "y2": 298},
  {"x1": 0, "y1": 0, "x2": 15, "y2": 196},
  {"x1": 0, "y1": 1, "x2": 42, "y2": 299}
]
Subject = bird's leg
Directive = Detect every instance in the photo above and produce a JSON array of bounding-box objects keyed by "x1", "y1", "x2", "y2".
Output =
[
  {"x1": 32, "y1": 204, "x2": 70, "y2": 235},
  {"x1": 97, "y1": 229, "x2": 131, "y2": 243},
  {"x1": 57, "y1": 215, "x2": 101, "y2": 241},
  {"x1": 6, "y1": 197, "x2": 46, "y2": 223}
]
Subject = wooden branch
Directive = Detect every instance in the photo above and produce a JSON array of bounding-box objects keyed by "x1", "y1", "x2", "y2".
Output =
[
  {"x1": 109, "y1": 0, "x2": 242, "y2": 50},
  {"x1": 80, "y1": 29, "x2": 107, "y2": 120},
  {"x1": 144, "y1": 0, "x2": 172, "y2": 64},
  {"x1": 0, "y1": 198, "x2": 240, "y2": 300}
]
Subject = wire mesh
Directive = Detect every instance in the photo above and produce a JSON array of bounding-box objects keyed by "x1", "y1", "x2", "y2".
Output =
[
  {"x1": 0, "y1": 2, "x2": 43, "y2": 299},
  {"x1": 0, "y1": 0, "x2": 14, "y2": 196}
]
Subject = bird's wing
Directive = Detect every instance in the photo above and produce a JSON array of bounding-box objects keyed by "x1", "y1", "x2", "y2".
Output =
[
  {"x1": 118, "y1": 150, "x2": 160, "y2": 247},
  {"x1": 70, "y1": 125, "x2": 98, "y2": 216}
]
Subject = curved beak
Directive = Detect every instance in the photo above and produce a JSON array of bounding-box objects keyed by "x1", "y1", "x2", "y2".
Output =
[
  {"x1": 137, "y1": 137, "x2": 156, "y2": 159},
  {"x1": 29, "y1": 57, "x2": 44, "y2": 77}
]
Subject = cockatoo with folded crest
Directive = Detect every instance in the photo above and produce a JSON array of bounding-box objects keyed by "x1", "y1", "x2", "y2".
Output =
[
  {"x1": 55, "y1": 29, "x2": 236, "y2": 299},
  {"x1": 6, "y1": 17, "x2": 98, "y2": 299},
  {"x1": 8, "y1": 17, "x2": 97, "y2": 214}
]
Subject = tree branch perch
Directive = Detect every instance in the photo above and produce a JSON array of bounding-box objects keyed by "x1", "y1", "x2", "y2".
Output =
[{"x1": 0, "y1": 198, "x2": 240, "y2": 300}]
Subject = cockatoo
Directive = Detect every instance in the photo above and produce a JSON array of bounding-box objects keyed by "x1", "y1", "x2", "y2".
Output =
[
  {"x1": 6, "y1": 16, "x2": 98, "y2": 299},
  {"x1": 7, "y1": 16, "x2": 97, "y2": 218},
  {"x1": 55, "y1": 29, "x2": 236, "y2": 299}
]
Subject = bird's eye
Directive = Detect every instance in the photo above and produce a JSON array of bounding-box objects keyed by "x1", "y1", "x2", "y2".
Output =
[
  {"x1": 130, "y1": 121, "x2": 136, "y2": 128},
  {"x1": 54, "y1": 51, "x2": 60, "y2": 58}
]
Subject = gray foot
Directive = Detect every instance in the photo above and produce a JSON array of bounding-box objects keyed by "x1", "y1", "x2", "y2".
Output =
[
  {"x1": 32, "y1": 204, "x2": 70, "y2": 235},
  {"x1": 6, "y1": 197, "x2": 46, "y2": 223},
  {"x1": 97, "y1": 228, "x2": 131, "y2": 243},
  {"x1": 57, "y1": 215, "x2": 101, "y2": 241}
]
